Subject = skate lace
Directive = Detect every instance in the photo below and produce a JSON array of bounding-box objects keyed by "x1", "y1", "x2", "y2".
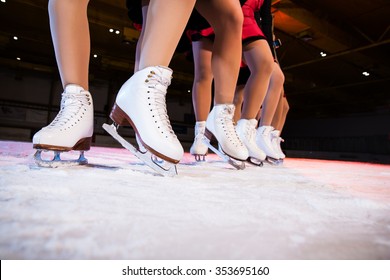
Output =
[
  {"x1": 220, "y1": 107, "x2": 244, "y2": 147},
  {"x1": 261, "y1": 127, "x2": 272, "y2": 137},
  {"x1": 194, "y1": 131, "x2": 205, "y2": 142},
  {"x1": 246, "y1": 125, "x2": 256, "y2": 142},
  {"x1": 146, "y1": 73, "x2": 177, "y2": 140},
  {"x1": 47, "y1": 92, "x2": 91, "y2": 130},
  {"x1": 194, "y1": 125, "x2": 206, "y2": 141}
]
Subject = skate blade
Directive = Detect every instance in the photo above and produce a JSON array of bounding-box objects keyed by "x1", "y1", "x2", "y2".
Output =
[
  {"x1": 247, "y1": 157, "x2": 264, "y2": 167},
  {"x1": 264, "y1": 156, "x2": 283, "y2": 166},
  {"x1": 201, "y1": 138, "x2": 245, "y2": 170},
  {"x1": 193, "y1": 154, "x2": 206, "y2": 162},
  {"x1": 34, "y1": 150, "x2": 87, "y2": 168},
  {"x1": 102, "y1": 123, "x2": 177, "y2": 177}
]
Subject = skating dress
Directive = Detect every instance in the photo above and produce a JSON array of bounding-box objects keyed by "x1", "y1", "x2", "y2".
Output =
[{"x1": 186, "y1": 9, "x2": 214, "y2": 42}]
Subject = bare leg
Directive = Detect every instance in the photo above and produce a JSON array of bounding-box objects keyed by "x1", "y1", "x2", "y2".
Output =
[
  {"x1": 139, "y1": 0, "x2": 196, "y2": 69},
  {"x1": 271, "y1": 89, "x2": 284, "y2": 130},
  {"x1": 241, "y1": 40, "x2": 274, "y2": 119},
  {"x1": 48, "y1": 0, "x2": 90, "y2": 90},
  {"x1": 33, "y1": 0, "x2": 94, "y2": 158},
  {"x1": 192, "y1": 38, "x2": 214, "y2": 122},
  {"x1": 233, "y1": 84, "x2": 245, "y2": 123},
  {"x1": 260, "y1": 63, "x2": 285, "y2": 126},
  {"x1": 196, "y1": 0, "x2": 243, "y2": 104},
  {"x1": 272, "y1": 92, "x2": 289, "y2": 132},
  {"x1": 134, "y1": 0, "x2": 150, "y2": 72}
]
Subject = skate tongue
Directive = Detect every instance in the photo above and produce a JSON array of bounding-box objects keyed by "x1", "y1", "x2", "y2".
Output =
[
  {"x1": 65, "y1": 84, "x2": 85, "y2": 94},
  {"x1": 222, "y1": 104, "x2": 235, "y2": 116}
]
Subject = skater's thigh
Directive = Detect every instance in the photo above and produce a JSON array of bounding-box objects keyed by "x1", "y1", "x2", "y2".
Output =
[{"x1": 195, "y1": 0, "x2": 242, "y2": 31}]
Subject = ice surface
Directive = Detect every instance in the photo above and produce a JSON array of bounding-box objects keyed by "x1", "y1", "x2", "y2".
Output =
[{"x1": 0, "y1": 140, "x2": 389, "y2": 259}]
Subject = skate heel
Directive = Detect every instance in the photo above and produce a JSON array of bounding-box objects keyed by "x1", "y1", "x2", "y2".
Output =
[
  {"x1": 73, "y1": 137, "x2": 92, "y2": 151},
  {"x1": 204, "y1": 128, "x2": 214, "y2": 142},
  {"x1": 110, "y1": 103, "x2": 132, "y2": 126}
]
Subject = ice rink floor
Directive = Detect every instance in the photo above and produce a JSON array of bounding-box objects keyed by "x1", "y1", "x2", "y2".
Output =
[{"x1": 0, "y1": 140, "x2": 389, "y2": 259}]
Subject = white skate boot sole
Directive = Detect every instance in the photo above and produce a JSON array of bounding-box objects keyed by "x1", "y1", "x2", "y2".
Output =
[
  {"x1": 202, "y1": 133, "x2": 245, "y2": 170},
  {"x1": 102, "y1": 123, "x2": 177, "y2": 177}
]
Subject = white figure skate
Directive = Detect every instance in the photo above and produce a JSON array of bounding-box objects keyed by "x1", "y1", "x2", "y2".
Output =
[
  {"x1": 33, "y1": 84, "x2": 94, "y2": 167},
  {"x1": 203, "y1": 104, "x2": 248, "y2": 169},
  {"x1": 256, "y1": 125, "x2": 282, "y2": 165},
  {"x1": 271, "y1": 129, "x2": 286, "y2": 160},
  {"x1": 236, "y1": 119, "x2": 266, "y2": 166},
  {"x1": 190, "y1": 121, "x2": 208, "y2": 161},
  {"x1": 103, "y1": 66, "x2": 183, "y2": 176}
]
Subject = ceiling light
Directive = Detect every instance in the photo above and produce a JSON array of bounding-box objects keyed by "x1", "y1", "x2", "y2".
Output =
[
  {"x1": 16, "y1": 57, "x2": 21, "y2": 61},
  {"x1": 93, "y1": 54, "x2": 98, "y2": 58},
  {"x1": 362, "y1": 71, "x2": 370, "y2": 76},
  {"x1": 115, "y1": 30, "x2": 120, "y2": 34},
  {"x1": 109, "y1": 28, "x2": 114, "y2": 33},
  {"x1": 320, "y1": 51, "x2": 327, "y2": 57},
  {"x1": 1, "y1": 0, "x2": 6, "y2": 3},
  {"x1": 13, "y1": 36, "x2": 18, "y2": 40}
]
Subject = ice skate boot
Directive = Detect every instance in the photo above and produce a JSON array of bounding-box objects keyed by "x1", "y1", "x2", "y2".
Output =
[
  {"x1": 190, "y1": 121, "x2": 208, "y2": 161},
  {"x1": 33, "y1": 84, "x2": 94, "y2": 167},
  {"x1": 256, "y1": 125, "x2": 281, "y2": 165},
  {"x1": 236, "y1": 119, "x2": 266, "y2": 166},
  {"x1": 271, "y1": 130, "x2": 286, "y2": 161},
  {"x1": 203, "y1": 104, "x2": 248, "y2": 169},
  {"x1": 103, "y1": 66, "x2": 183, "y2": 176}
]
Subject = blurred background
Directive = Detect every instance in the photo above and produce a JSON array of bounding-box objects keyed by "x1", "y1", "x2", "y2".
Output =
[{"x1": 0, "y1": 0, "x2": 389, "y2": 163}]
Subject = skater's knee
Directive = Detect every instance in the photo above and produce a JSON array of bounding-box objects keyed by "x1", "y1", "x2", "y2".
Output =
[
  {"x1": 273, "y1": 65, "x2": 285, "y2": 84},
  {"x1": 219, "y1": 6, "x2": 243, "y2": 33},
  {"x1": 249, "y1": 57, "x2": 274, "y2": 79},
  {"x1": 194, "y1": 69, "x2": 213, "y2": 85},
  {"x1": 199, "y1": 0, "x2": 243, "y2": 33}
]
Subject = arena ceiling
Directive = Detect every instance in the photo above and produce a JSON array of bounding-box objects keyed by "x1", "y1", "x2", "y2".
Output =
[{"x1": 0, "y1": 0, "x2": 389, "y2": 119}]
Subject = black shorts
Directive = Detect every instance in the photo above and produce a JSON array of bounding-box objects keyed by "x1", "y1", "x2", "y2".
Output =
[
  {"x1": 237, "y1": 66, "x2": 250, "y2": 86},
  {"x1": 126, "y1": 0, "x2": 142, "y2": 24}
]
